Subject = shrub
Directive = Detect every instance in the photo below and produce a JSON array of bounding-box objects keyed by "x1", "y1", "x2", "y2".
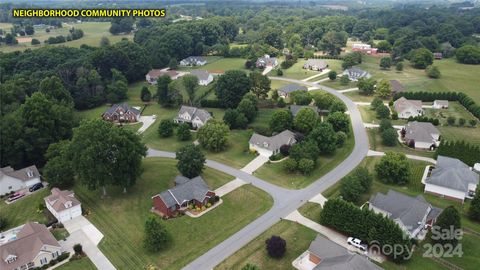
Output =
[
  {"x1": 49, "y1": 259, "x2": 58, "y2": 266},
  {"x1": 31, "y1": 38, "x2": 40, "y2": 45},
  {"x1": 176, "y1": 123, "x2": 191, "y2": 141},
  {"x1": 336, "y1": 131, "x2": 347, "y2": 146},
  {"x1": 283, "y1": 158, "x2": 298, "y2": 173},
  {"x1": 158, "y1": 120, "x2": 174, "y2": 137},
  {"x1": 73, "y1": 244, "x2": 83, "y2": 255},
  {"x1": 265, "y1": 236, "x2": 286, "y2": 258},
  {"x1": 0, "y1": 216, "x2": 8, "y2": 231},
  {"x1": 458, "y1": 118, "x2": 466, "y2": 126},
  {"x1": 395, "y1": 62, "x2": 404, "y2": 71},
  {"x1": 470, "y1": 119, "x2": 477, "y2": 127},
  {"x1": 328, "y1": 70, "x2": 337, "y2": 80},
  {"x1": 280, "y1": 144, "x2": 291, "y2": 156},
  {"x1": 339, "y1": 75, "x2": 350, "y2": 85},
  {"x1": 277, "y1": 98, "x2": 286, "y2": 108},
  {"x1": 57, "y1": 252, "x2": 70, "y2": 262},
  {"x1": 447, "y1": 116, "x2": 456, "y2": 126},
  {"x1": 276, "y1": 69, "x2": 283, "y2": 76},
  {"x1": 426, "y1": 65, "x2": 441, "y2": 78}
]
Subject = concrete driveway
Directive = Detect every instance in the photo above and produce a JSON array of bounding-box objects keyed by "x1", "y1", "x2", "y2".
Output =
[
  {"x1": 138, "y1": 115, "x2": 156, "y2": 134},
  {"x1": 241, "y1": 155, "x2": 269, "y2": 174}
]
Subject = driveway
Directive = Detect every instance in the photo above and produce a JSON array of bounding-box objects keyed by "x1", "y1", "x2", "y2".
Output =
[
  {"x1": 241, "y1": 155, "x2": 269, "y2": 174},
  {"x1": 215, "y1": 178, "x2": 247, "y2": 197},
  {"x1": 137, "y1": 115, "x2": 156, "y2": 134},
  {"x1": 262, "y1": 66, "x2": 273, "y2": 75},
  {"x1": 367, "y1": 150, "x2": 437, "y2": 164}
]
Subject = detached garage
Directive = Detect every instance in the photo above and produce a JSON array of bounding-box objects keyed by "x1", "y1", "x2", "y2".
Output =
[{"x1": 44, "y1": 188, "x2": 82, "y2": 223}]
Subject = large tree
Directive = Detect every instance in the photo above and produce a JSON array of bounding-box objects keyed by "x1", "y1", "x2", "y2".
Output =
[
  {"x1": 357, "y1": 77, "x2": 376, "y2": 95},
  {"x1": 237, "y1": 97, "x2": 257, "y2": 122},
  {"x1": 269, "y1": 110, "x2": 293, "y2": 133},
  {"x1": 376, "y1": 80, "x2": 392, "y2": 98},
  {"x1": 327, "y1": 112, "x2": 350, "y2": 134},
  {"x1": 176, "y1": 144, "x2": 205, "y2": 178},
  {"x1": 433, "y1": 206, "x2": 461, "y2": 246},
  {"x1": 43, "y1": 140, "x2": 74, "y2": 189},
  {"x1": 455, "y1": 45, "x2": 480, "y2": 64},
  {"x1": 69, "y1": 119, "x2": 147, "y2": 195},
  {"x1": 156, "y1": 75, "x2": 172, "y2": 106},
  {"x1": 319, "y1": 31, "x2": 348, "y2": 56},
  {"x1": 215, "y1": 70, "x2": 250, "y2": 108},
  {"x1": 249, "y1": 71, "x2": 271, "y2": 99},
  {"x1": 309, "y1": 122, "x2": 338, "y2": 154},
  {"x1": 197, "y1": 120, "x2": 229, "y2": 152},
  {"x1": 294, "y1": 108, "x2": 318, "y2": 134},
  {"x1": 144, "y1": 216, "x2": 169, "y2": 252},
  {"x1": 410, "y1": 48, "x2": 433, "y2": 69},
  {"x1": 39, "y1": 76, "x2": 73, "y2": 105},
  {"x1": 313, "y1": 92, "x2": 335, "y2": 110},
  {"x1": 182, "y1": 75, "x2": 199, "y2": 105},
  {"x1": 375, "y1": 152, "x2": 411, "y2": 185},
  {"x1": 469, "y1": 187, "x2": 480, "y2": 221}
]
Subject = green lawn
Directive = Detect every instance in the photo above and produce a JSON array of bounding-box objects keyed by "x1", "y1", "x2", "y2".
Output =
[
  {"x1": 0, "y1": 22, "x2": 133, "y2": 53},
  {"x1": 75, "y1": 157, "x2": 272, "y2": 270},
  {"x1": 51, "y1": 228, "x2": 70, "y2": 241},
  {"x1": 255, "y1": 131, "x2": 355, "y2": 189},
  {"x1": 321, "y1": 79, "x2": 357, "y2": 90},
  {"x1": 178, "y1": 57, "x2": 248, "y2": 73},
  {"x1": 368, "y1": 128, "x2": 435, "y2": 158},
  {"x1": 56, "y1": 257, "x2": 97, "y2": 270},
  {"x1": 438, "y1": 126, "x2": 480, "y2": 145},
  {"x1": 344, "y1": 90, "x2": 376, "y2": 102},
  {"x1": 0, "y1": 188, "x2": 49, "y2": 230},
  {"x1": 424, "y1": 102, "x2": 477, "y2": 125},
  {"x1": 215, "y1": 220, "x2": 317, "y2": 270},
  {"x1": 298, "y1": 202, "x2": 322, "y2": 222},
  {"x1": 204, "y1": 130, "x2": 257, "y2": 169},
  {"x1": 281, "y1": 59, "x2": 320, "y2": 80}
]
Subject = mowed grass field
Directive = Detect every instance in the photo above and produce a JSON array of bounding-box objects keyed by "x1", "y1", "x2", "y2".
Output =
[
  {"x1": 0, "y1": 22, "x2": 132, "y2": 53},
  {"x1": 56, "y1": 257, "x2": 96, "y2": 270},
  {"x1": 76, "y1": 157, "x2": 273, "y2": 270},
  {"x1": 178, "y1": 56, "x2": 249, "y2": 74},
  {"x1": 0, "y1": 188, "x2": 50, "y2": 230}
]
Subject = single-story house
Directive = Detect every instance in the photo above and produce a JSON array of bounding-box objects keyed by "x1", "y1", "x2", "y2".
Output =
[
  {"x1": 303, "y1": 59, "x2": 328, "y2": 71},
  {"x1": 352, "y1": 43, "x2": 378, "y2": 54},
  {"x1": 277, "y1": 84, "x2": 308, "y2": 98},
  {"x1": 434, "y1": 53, "x2": 443, "y2": 60},
  {"x1": 174, "y1": 105, "x2": 212, "y2": 128},
  {"x1": 304, "y1": 235, "x2": 382, "y2": 270},
  {"x1": 0, "y1": 165, "x2": 40, "y2": 195},
  {"x1": 44, "y1": 188, "x2": 82, "y2": 223},
  {"x1": 0, "y1": 222, "x2": 62, "y2": 270},
  {"x1": 342, "y1": 67, "x2": 371, "y2": 81},
  {"x1": 389, "y1": 80, "x2": 404, "y2": 94},
  {"x1": 249, "y1": 130, "x2": 296, "y2": 157},
  {"x1": 146, "y1": 69, "x2": 182, "y2": 84},
  {"x1": 190, "y1": 69, "x2": 214, "y2": 86},
  {"x1": 256, "y1": 54, "x2": 278, "y2": 69},
  {"x1": 102, "y1": 103, "x2": 140, "y2": 123},
  {"x1": 433, "y1": 100, "x2": 449, "y2": 109},
  {"x1": 179, "y1": 56, "x2": 207, "y2": 67},
  {"x1": 424, "y1": 156, "x2": 479, "y2": 203},
  {"x1": 289, "y1": 105, "x2": 319, "y2": 117},
  {"x1": 151, "y1": 176, "x2": 215, "y2": 218},
  {"x1": 394, "y1": 97, "x2": 424, "y2": 119},
  {"x1": 403, "y1": 121, "x2": 440, "y2": 150},
  {"x1": 369, "y1": 190, "x2": 442, "y2": 239}
]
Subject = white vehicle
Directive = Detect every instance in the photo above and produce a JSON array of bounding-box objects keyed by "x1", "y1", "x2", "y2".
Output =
[
  {"x1": 152, "y1": 114, "x2": 157, "y2": 119},
  {"x1": 347, "y1": 237, "x2": 368, "y2": 251}
]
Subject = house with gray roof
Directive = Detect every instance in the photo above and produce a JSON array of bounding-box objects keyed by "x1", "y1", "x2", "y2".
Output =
[
  {"x1": 369, "y1": 190, "x2": 442, "y2": 239},
  {"x1": 303, "y1": 59, "x2": 328, "y2": 71},
  {"x1": 394, "y1": 97, "x2": 424, "y2": 119},
  {"x1": 299, "y1": 235, "x2": 382, "y2": 270},
  {"x1": 342, "y1": 67, "x2": 371, "y2": 81},
  {"x1": 102, "y1": 103, "x2": 140, "y2": 123},
  {"x1": 174, "y1": 105, "x2": 212, "y2": 128},
  {"x1": 0, "y1": 165, "x2": 41, "y2": 195},
  {"x1": 249, "y1": 130, "x2": 297, "y2": 157},
  {"x1": 256, "y1": 54, "x2": 278, "y2": 69},
  {"x1": 278, "y1": 84, "x2": 308, "y2": 98},
  {"x1": 0, "y1": 222, "x2": 62, "y2": 270},
  {"x1": 424, "y1": 156, "x2": 479, "y2": 203},
  {"x1": 289, "y1": 105, "x2": 319, "y2": 117},
  {"x1": 403, "y1": 121, "x2": 440, "y2": 150},
  {"x1": 151, "y1": 176, "x2": 215, "y2": 218},
  {"x1": 190, "y1": 70, "x2": 213, "y2": 86},
  {"x1": 179, "y1": 56, "x2": 207, "y2": 67}
]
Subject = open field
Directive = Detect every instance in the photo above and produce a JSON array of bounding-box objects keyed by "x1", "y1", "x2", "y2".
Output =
[
  {"x1": 178, "y1": 57, "x2": 248, "y2": 73},
  {"x1": 0, "y1": 22, "x2": 132, "y2": 53},
  {"x1": 216, "y1": 220, "x2": 317, "y2": 270},
  {"x1": 0, "y1": 188, "x2": 50, "y2": 230},
  {"x1": 56, "y1": 257, "x2": 97, "y2": 270},
  {"x1": 438, "y1": 126, "x2": 480, "y2": 145},
  {"x1": 76, "y1": 157, "x2": 273, "y2": 270}
]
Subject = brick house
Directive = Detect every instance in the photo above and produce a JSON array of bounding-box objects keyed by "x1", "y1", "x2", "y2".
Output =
[{"x1": 102, "y1": 103, "x2": 140, "y2": 123}]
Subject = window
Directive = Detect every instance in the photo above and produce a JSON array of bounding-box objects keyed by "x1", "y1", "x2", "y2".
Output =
[
  {"x1": 40, "y1": 258, "x2": 47, "y2": 265},
  {"x1": 26, "y1": 170, "x2": 34, "y2": 178},
  {"x1": 8, "y1": 186, "x2": 12, "y2": 190}
]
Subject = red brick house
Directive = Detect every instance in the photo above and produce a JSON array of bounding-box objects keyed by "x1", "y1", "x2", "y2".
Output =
[
  {"x1": 151, "y1": 176, "x2": 215, "y2": 218},
  {"x1": 102, "y1": 103, "x2": 140, "y2": 123}
]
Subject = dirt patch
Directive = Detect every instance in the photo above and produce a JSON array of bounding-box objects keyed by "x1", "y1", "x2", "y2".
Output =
[{"x1": 17, "y1": 37, "x2": 32, "y2": 43}]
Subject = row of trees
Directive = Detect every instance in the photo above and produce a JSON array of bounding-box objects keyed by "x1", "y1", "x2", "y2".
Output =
[{"x1": 435, "y1": 140, "x2": 480, "y2": 167}]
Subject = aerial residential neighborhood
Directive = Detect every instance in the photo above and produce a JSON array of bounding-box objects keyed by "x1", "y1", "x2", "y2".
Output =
[{"x1": 1, "y1": 0, "x2": 480, "y2": 270}]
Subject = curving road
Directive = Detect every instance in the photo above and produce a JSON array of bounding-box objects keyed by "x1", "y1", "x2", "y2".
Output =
[{"x1": 147, "y1": 77, "x2": 370, "y2": 270}]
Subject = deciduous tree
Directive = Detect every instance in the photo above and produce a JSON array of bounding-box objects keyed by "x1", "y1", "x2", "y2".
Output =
[
  {"x1": 176, "y1": 144, "x2": 205, "y2": 178},
  {"x1": 375, "y1": 152, "x2": 411, "y2": 185},
  {"x1": 197, "y1": 120, "x2": 229, "y2": 152}
]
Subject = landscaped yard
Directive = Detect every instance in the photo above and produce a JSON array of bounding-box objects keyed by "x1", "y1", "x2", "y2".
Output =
[
  {"x1": 75, "y1": 157, "x2": 273, "y2": 270},
  {"x1": 204, "y1": 130, "x2": 256, "y2": 169},
  {"x1": 367, "y1": 128, "x2": 435, "y2": 158},
  {"x1": 178, "y1": 56, "x2": 248, "y2": 73},
  {"x1": 424, "y1": 102, "x2": 476, "y2": 125},
  {"x1": 320, "y1": 78, "x2": 357, "y2": 90},
  {"x1": 56, "y1": 257, "x2": 97, "y2": 270},
  {"x1": 280, "y1": 59, "x2": 320, "y2": 80},
  {"x1": 298, "y1": 202, "x2": 322, "y2": 222},
  {"x1": 438, "y1": 125, "x2": 480, "y2": 145},
  {"x1": 215, "y1": 220, "x2": 317, "y2": 270},
  {"x1": 0, "y1": 188, "x2": 49, "y2": 230}
]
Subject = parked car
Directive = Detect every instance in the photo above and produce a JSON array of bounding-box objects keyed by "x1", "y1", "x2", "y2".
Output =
[
  {"x1": 29, "y1": 182, "x2": 44, "y2": 192},
  {"x1": 347, "y1": 237, "x2": 368, "y2": 251},
  {"x1": 7, "y1": 192, "x2": 25, "y2": 202}
]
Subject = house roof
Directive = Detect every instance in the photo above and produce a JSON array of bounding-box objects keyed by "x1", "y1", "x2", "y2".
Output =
[
  {"x1": 369, "y1": 190, "x2": 442, "y2": 235},
  {"x1": 304, "y1": 59, "x2": 328, "y2": 69},
  {"x1": 147, "y1": 69, "x2": 179, "y2": 80},
  {"x1": 190, "y1": 70, "x2": 211, "y2": 81},
  {"x1": 426, "y1": 156, "x2": 479, "y2": 192},
  {"x1": 158, "y1": 176, "x2": 212, "y2": 208},
  {"x1": 44, "y1": 188, "x2": 81, "y2": 213},
  {"x1": 278, "y1": 84, "x2": 308, "y2": 94},
  {"x1": 404, "y1": 121, "x2": 440, "y2": 144},
  {"x1": 308, "y1": 235, "x2": 382, "y2": 270},
  {"x1": 434, "y1": 100, "x2": 449, "y2": 106},
  {"x1": 256, "y1": 55, "x2": 277, "y2": 65},
  {"x1": 342, "y1": 67, "x2": 371, "y2": 80},
  {"x1": 289, "y1": 105, "x2": 318, "y2": 117},
  {"x1": 104, "y1": 103, "x2": 140, "y2": 116},
  {"x1": 249, "y1": 130, "x2": 296, "y2": 151},
  {"x1": 0, "y1": 222, "x2": 60, "y2": 270},
  {"x1": 181, "y1": 56, "x2": 206, "y2": 63},
  {"x1": 394, "y1": 97, "x2": 423, "y2": 114},
  {"x1": 389, "y1": 80, "x2": 404, "y2": 93},
  {"x1": 177, "y1": 105, "x2": 212, "y2": 123},
  {"x1": 0, "y1": 165, "x2": 39, "y2": 182}
]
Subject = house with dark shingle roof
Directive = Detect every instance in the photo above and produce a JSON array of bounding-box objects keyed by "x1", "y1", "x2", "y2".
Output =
[
  {"x1": 403, "y1": 121, "x2": 440, "y2": 150},
  {"x1": 369, "y1": 190, "x2": 442, "y2": 239},
  {"x1": 342, "y1": 67, "x2": 371, "y2": 81},
  {"x1": 256, "y1": 54, "x2": 278, "y2": 68},
  {"x1": 179, "y1": 56, "x2": 207, "y2": 67},
  {"x1": 424, "y1": 156, "x2": 479, "y2": 203},
  {"x1": 278, "y1": 84, "x2": 308, "y2": 98},
  {"x1": 151, "y1": 176, "x2": 215, "y2": 218},
  {"x1": 102, "y1": 103, "x2": 140, "y2": 123},
  {"x1": 301, "y1": 235, "x2": 382, "y2": 270},
  {"x1": 0, "y1": 222, "x2": 62, "y2": 270},
  {"x1": 146, "y1": 69, "x2": 182, "y2": 84},
  {"x1": 174, "y1": 105, "x2": 212, "y2": 128},
  {"x1": 303, "y1": 59, "x2": 328, "y2": 71},
  {"x1": 249, "y1": 130, "x2": 297, "y2": 157},
  {"x1": 0, "y1": 165, "x2": 40, "y2": 195},
  {"x1": 190, "y1": 70, "x2": 213, "y2": 86}
]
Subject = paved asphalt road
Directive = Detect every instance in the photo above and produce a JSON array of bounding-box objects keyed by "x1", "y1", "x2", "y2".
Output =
[{"x1": 147, "y1": 77, "x2": 370, "y2": 270}]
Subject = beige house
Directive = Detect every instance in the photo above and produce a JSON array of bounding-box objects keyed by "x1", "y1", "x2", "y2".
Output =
[
  {"x1": 0, "y1": 165, "x2": 41, "y2": 196},
  {"x1": 394, "y1": 97, "x2": 424, "y2": 119},
  {"x1": 44, "y1": 188, "x2": 82, "y2": 223},
  {"x1": 0, "y1": 222, "x2": 62, "y2": 270}
]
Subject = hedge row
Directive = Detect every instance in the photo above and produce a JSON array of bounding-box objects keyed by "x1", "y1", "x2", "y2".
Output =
[
  {"x1": 393, "y1": 91, "x2": 480, "y2": 120},
  {"x1": 308, "y1": 55, "x2": 344, "y2": 60},
  {"x1": 435, "y1": 140, "x2": 480, "y2": 167}
]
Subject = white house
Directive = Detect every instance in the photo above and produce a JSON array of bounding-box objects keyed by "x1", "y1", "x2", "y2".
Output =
[
  {"x1": 0, "y1": 165, "x2": 41, "y2": 195},
  {"x1": 44, "y1": 188, "x2": 82, "y2": 223},
  {"x1": 424, "y1": 156, "x2": 479, "y2": 203},
  {"x1": 179, "y1": 56, "x2": 207, "y2": 67},
  {"x1": 249, "y1": 130, "x2": 296, "y2": 157},
  {"x1": 145, "y1": 69, "x2": 182, "y2": 84},
  {"x1": 190, "y1": 70, "x2": 214, "y2": 86},
  {"x1": 403, "y1": 121, "x2": 440, "y2": 150},
  {"x1": 394, "y1": 97, "x2": 424, "y2": 119},
  {"x1": 433, "y1": 100, "x2": 449, "y2": 109},
  {"x1": 174, "y1": 106, "x2": 212, "y2": 128}
]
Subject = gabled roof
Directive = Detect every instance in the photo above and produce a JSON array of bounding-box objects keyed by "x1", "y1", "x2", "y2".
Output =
[
  {"x1": 278, "y1": 84, "x2": 308, "y2": 94},
  {"x1": 389, "y1": 80, "x2": 404, "y2": 93},
  {"x1": 404, "y1": 121, "x2": 440, "y2": 143},
  {"x1": 181, "y1": 56, "x2": 207, "y2": 63},
  {"x1": 434, "y1": 100, "x2": 449, "y2": 106},
  {"x1": 44, "y1": 188, "x2": 81, "y2": 212},
  {"x1": 304, "y1": 59, "x2": 328, "y2": 69},
  {"x1": 256, "y1": 55, "x2": 277, "y2": 65},
  {"x1": 147, "y1": 69, "x2": 179, "y2": 80},
  {"x1": 177, "y1": 105, "x2": 212, "y2": 123},
  {"x1": 158, "y1": 176, "x2": 213, "y2": 208},
  {"x1": 0, "y1": 165, "x2": 39, "y2": 182},
  {"x1": 394, "y1": 97, "x2": 423, "y2": 113},
  {"x1": 289, "y1": 105, "x2": 318, "y2": 117},
  {"x1": 426, "y1": 156, "x2": 479, "y2": 192},
  {"x1": 342, "y1": 67, "x2": 371, "y2": 79},
  {"x1": 369, "y1": 190, "x2": 441, "y2": 234},
  {"x1": 104, "y1": 103, "x2": 140, "y2": 116},
  {"x1": 190, "y1": 70, "x2": 211, "y2": 81},
  {"x1": 249, "y1": 130, "x2": 296, "y2": 151}
]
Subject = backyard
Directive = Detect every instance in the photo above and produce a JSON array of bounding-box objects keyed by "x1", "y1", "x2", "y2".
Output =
[{"x1": 367, "y1": 128, "x2": 436, "y2": 158}]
